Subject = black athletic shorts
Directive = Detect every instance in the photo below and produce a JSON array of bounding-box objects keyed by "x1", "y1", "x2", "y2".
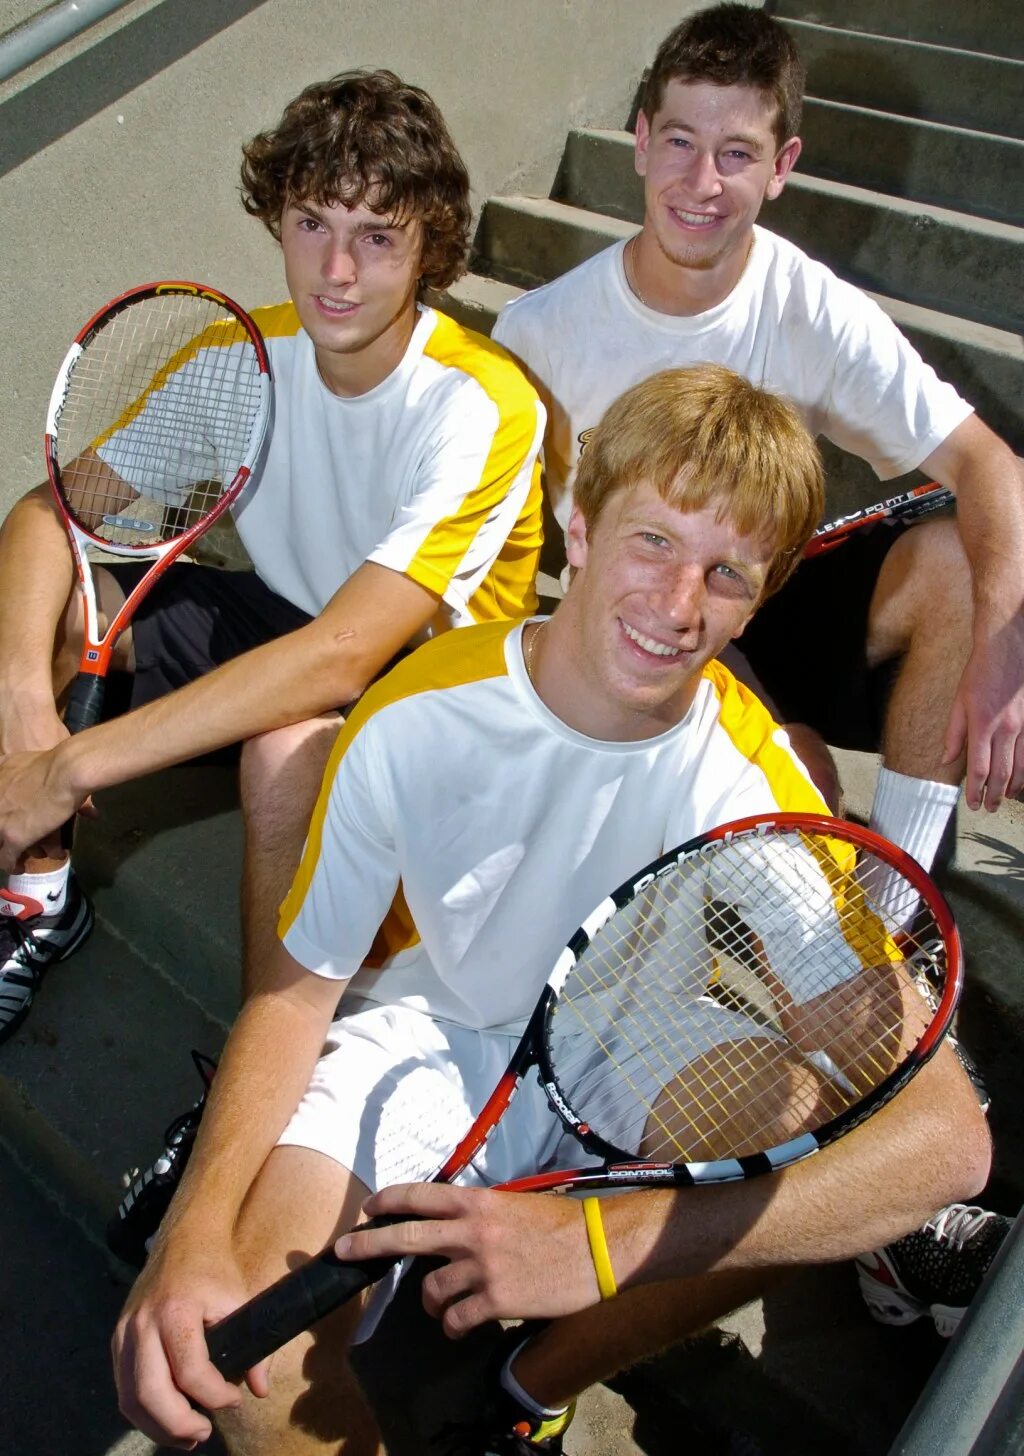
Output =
[
  {"x1": 102, "y1": 562, "x2": 311, "y2": 710},
  {"x1": 735, "y1": 524, "x2": 906, "y2": 752}
]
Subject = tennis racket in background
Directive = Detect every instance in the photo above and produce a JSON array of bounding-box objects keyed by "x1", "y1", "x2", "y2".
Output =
[
  {"x1": 46, "y1": 281, "x2": 272, "y2": 735},
  {"x1": 205, "y1": 812, "x2": 961, "y2": 1381},
  {"x1": 806, "y1": 483, "x2": 954, "y2": 558}
]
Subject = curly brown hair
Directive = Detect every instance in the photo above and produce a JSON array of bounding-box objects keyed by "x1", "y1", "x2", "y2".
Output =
[
  {"x1": 240, "y1": 70, "x2": 471, "y2": 293},
  {"x1": 642, "y1": 4, "x2": 805, "y2": 148}
]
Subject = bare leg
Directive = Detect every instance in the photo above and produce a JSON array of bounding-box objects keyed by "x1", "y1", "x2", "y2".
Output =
[
  {"x1": 215, "y1": 1145, "x2": 382, "y2": 1456},
  {"x1": 239, "y1": 718, "x2": 342, "y2": 996},
  {"x1": 513, "y1": 1266, "x2": 777, "y2": 1410},
  {"x1": 867, "y1": 518, "x2": 971, "y2": 784}
]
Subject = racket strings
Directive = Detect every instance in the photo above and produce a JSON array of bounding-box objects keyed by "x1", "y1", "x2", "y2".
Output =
[
  {"x1": 54, "y1": 295, "x2": 265, "y2": 548},
  {"x1": 544, "y1": 829, "x2": 944, "y2": 1165}
]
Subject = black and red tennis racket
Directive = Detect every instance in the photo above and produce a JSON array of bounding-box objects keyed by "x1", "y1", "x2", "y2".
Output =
[
  {"x1": 45, "y1": 281, "x2": 271, "y2": 734},
  {"x1": 806, "y1": 483, "x2": 954, "y2": 558},
  {"x1": 205, "y1": 812, "x2": 960, "y2": 1381}
]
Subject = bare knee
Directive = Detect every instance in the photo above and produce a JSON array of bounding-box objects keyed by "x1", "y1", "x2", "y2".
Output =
[
  {"x1": 240, "y1": 716, "x2": 341, "y2": 818},
  {"x1": 868, "y1": 519, "x2": 971, "y2": 663}
]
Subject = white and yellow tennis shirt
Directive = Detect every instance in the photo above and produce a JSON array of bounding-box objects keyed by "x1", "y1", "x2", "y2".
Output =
[
  {"x1": 280, "y1": 620, "x2": 829, "y2": 1033},
  {"x1": 234, "y1": 303, "x2": 545, "y2": 626}
]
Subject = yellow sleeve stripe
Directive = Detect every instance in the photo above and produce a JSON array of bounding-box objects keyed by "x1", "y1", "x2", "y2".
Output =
[
  {"x1": 703, "y1": 658, "x2": 829, "y2": 815},
  {"x1": 405, "y1": 313, "x2": 543, "y2": 603},
  {"x1": 277, "y1": 621, "x2": 516, "y2": 942},
  {"x1": 705, "y1": 659, "x2": 894, "y2": 965},
  {"x1": 248, "y1": 301, "x2": 302, "y2": 339}
]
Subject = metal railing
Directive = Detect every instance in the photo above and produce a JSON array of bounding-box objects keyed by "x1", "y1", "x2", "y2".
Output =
[
  {"x1": 890, "y1": 1207, "x2": 1024, "y2": 1455},
  {"x1": 0, "y1": 0, "x2": 136, "y2": 84}
]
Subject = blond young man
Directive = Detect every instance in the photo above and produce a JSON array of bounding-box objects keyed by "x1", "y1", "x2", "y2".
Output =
[{"x1": 111, "y1": 367, "x2": 989, "y2": 1456}]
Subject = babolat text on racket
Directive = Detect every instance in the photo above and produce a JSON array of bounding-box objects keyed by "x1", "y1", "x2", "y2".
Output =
[
  {"x1": 206, "y1": 811, "x2": 961, "y2": 1381},
  {"x1": 46, "y1": 281, "x2": 272, "y2": 733}
]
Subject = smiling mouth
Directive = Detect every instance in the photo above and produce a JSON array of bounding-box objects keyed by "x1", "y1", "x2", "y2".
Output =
[
  {"x1": 315, "y1": 295, "x2": 359, "y2": 314},
  {"x1": 670, "y1": 207, "x2": 718, "y2": 228},
  {"x1": 621, "y1": 620, "x2": 683, "y2": 657}
]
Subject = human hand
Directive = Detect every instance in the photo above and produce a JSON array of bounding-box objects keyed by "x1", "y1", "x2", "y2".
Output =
[
  {"x1": 112, "y1": 1241, "x2": 269, "y2": 1450},
  {"x1": 335, "y1": 1184, "x2": 600, "y2": 1336},
  {"x1": 944, "y1": 615, "x2": 1024, "y2": 810},
  {"x1": 0, "y1": 743, "x2": 92, "y2": 870}
]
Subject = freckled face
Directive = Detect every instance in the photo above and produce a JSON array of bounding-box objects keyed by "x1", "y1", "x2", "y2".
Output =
[{"x1": 563, "y1": 481, "x2": 772, "y2": 736}]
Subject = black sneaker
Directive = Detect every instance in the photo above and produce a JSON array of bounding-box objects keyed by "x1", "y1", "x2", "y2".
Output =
[
  {"x1": 106, "y1": 1050, "x2": 217, "y2": 1266},
  {"x1": 433, "y1": 1326, "x2": 575, "y2": 1455},
  {"x1": 0, "y1": 875, "x2": 94, "y2": 1044},
  {"x1": 855, "y1": 1203, "x2": 1012, "y2": 1336}
]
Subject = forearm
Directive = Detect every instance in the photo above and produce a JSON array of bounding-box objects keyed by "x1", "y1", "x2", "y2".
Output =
[
  {"x1": 157, "y1": 973, "x2": 338, "y2": 1249},
  {"x1": 605, "y1": 1049, "x2": 990, "y2": 1289},
  {"x1": 0, "y1": 487, "x2": 75, "y2": 703},
  {"x1": 54, "y1": 615, "x2": 364, "y2": 799}
]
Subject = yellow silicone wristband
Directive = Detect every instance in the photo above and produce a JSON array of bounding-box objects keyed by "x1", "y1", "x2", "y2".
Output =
[{"x1": 582, "y1": 1196, "x2": 618, "y2": 1300}]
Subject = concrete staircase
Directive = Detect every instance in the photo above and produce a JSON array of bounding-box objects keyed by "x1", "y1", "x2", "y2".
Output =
[{"x1": 2, "y1": 6, "x2": 1023, "y2": 1455}]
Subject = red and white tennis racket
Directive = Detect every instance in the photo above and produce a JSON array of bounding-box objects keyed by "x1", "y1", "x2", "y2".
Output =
[
  {"x1": 205, "y1": 812, "x2": 961, "y2": 1380},
  {"x1": 46, "y1": 281, "x2": 272, "y2": 734},
  {"x1": 806, "y1": 483, "x2": 954, "y2": 558}
]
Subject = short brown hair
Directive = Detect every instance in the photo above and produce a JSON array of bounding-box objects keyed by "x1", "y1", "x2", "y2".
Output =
[
  {"x1": 573, "y1": 365, "x2": 823, "y2": 600},
  {"x1": 240, "y1": 69, "x2": 471, "y2": 293},
  {"x1": 642, "y1": 4, "x2": 805, "y2": 148}
]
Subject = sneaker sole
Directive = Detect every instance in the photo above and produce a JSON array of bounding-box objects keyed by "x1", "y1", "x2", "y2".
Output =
[{"x1": 857, "y1": 1268, "x2": 963, "y2": 1337}]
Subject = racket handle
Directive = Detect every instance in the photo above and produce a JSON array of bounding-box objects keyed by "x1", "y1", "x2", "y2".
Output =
[
  {"x1": 206, "y1": 1243, "x2": 400, "y2": 1382},
  {"x1": 63, "y1": 672, "x2": 106, "y2": 735}
]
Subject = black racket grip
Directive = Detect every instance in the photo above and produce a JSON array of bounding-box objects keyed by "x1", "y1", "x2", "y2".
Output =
[
  {"x1": 58, "y1": 673, "x2": 107, "y2": 850},
  {"x1": 63, "y1": 672, "x2": 106, "y2": 735},
  {"x1": 206, "y1": 1243, "x2": 400, "y2": 1382}
]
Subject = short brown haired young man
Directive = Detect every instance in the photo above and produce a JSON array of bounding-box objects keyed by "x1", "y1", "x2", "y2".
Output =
[
  {"x1": 0, "y1": 72, "x2": 544, "y2": 1108},
  {"x1": 111, "y1": 366, "x2": 988, "y2": 1455},
  {"x1": 495, "y1": 3, "x2": 1024, "y2": 836}
]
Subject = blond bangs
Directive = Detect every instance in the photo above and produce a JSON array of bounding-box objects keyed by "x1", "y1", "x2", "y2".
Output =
[{"x1": 574, "y1": 366, "x2": 824, "y2": 598}]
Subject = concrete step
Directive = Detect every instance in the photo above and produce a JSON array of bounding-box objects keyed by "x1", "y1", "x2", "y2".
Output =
[
  {"x1": 549, "y1": 127, "x2": 1024, "y2": 336},
  {"x1": 802, "y1": 96, "x2": 1024, "y2": 227},
  {"x1": 773, "y1": 0, "x2": 1024, "y2": 61},
  {"x1": 74, "y1": 763, "x2": 244, "y2": 1027},
  {"x1": 770, "y1": 172, "x2": 1024, "y2": 336},
  {"x1": 472, "y1": 190, "x2": 1024, "y2": 457},
  {"x1": 0, "y1": 911, "x2": 228, "y2": 1247},
  {"x1": 784, "y1": 20, "x2": 1024, "y2": 139}
]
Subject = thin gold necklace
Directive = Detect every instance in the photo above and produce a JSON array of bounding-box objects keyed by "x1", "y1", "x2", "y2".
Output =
[
  {"x1": 625, "y1": 235, "x2": 650, "y2": 309},
  {"x1": 524, "y1": 620, "x2": 545, "y2": 683}
]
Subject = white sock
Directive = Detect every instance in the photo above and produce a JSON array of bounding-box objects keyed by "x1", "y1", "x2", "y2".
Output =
[
  {"x1": 869, "y1": 767, "x2": 960, "y2": 871},
  {"x1": 501, "y1": 1335, "x2": 569, "y2": 1421},
  {"x1": 3, "y1": 860, "x2": 71, "y2": 918},
  {"x1": 867, "y1": 769, "x2": 959, "y2": 927}
]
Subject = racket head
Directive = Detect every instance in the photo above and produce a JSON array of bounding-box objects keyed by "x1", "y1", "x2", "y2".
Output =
[
  {"x1": 516, "y1": 813, "x2": 962, "y2": 1192},
  {"x1": 45, "y1": 281, "x2": 271, "y2": 555}
]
